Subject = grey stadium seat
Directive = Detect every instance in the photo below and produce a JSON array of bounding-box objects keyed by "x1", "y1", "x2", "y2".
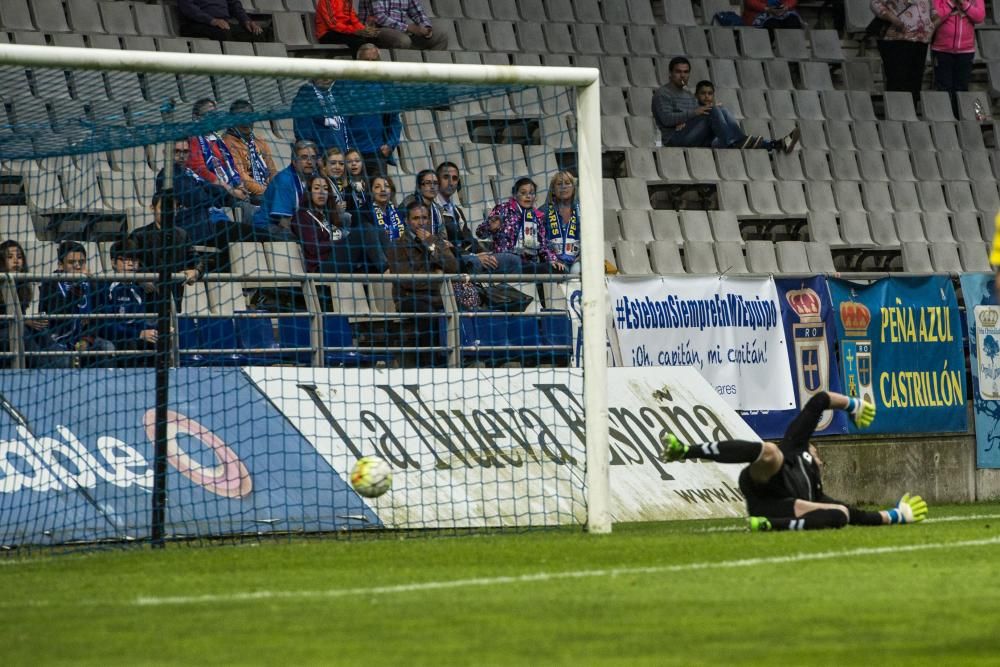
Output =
[
  {"x1": 714, "y1": 243, "x2": 749, "y2": 274},
  {"x1": 901, "y1": 242, "x2": 933, "y2": 273},
  {"x1": 679, "y1": 211, "x2": 713, "y2": 243},
  {"x1": 807, "y1": 212, "x2": 846, "y2": 247},
  {"x1": 930, "y1": 243, "x2": 963, "y2": 273},
  {"x1": 650, "y1": 210, "x2": 683, "y2": 243},
  {"x1": 619, "y1": 210, "x2": 654, "y2": 242},
  {"x1": 959, "y1": 242, "x2": 991, "y2": 271},
  {"x1": 776, "y1": 241, "x2": 810, "y2": 273},
  {"x1": 649, "y1": 241, "x2": 685, "y2": 274},
  {"x1": 683, "y1": 241, "x2": 719, "y2": 273},
  {"x1": 822, "y1": 91, "x2": 853, "y2": 122},
  {"x1": 614, "y1": 240, "x2": 653, "y2": 275},
  {"x1": 805, "y1": 242, "x2": 837, "y2": 273},
  {"x1": 745, "y1": 240, "x2": 779, "y2": 273}
]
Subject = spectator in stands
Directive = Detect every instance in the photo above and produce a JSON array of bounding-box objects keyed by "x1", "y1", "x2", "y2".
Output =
[
  {"x1": 187, "y1": 99, "x2": 256, "y2": 223},
  {"x1": 344, "y1": 148, "x2": 373, "y2": 219},
  {"x1": 364, "y1": 175, "x2": 405, "y2": 257},
  {"x1": 348, "y1": 44, "x2": 403, "y2": 177},
  {"x1": 254, "y1": 140, "x2": 320, "y2": 235},
  {"x1": 291, "y1": 174, "x2": 370, "y2": 276},
  {"x1": 541, "y1": 171, "x2": 582, "y2": 275},
  {"x1": 870, "y1": 0, "x2": 939, "y2": 97},
  {"x1": 223, "y1": 100, "x2": 277, "y2": 206},
  {"x1": 177, "y1": 0, "x2": 264, "y2": 42},
  {"x1": 130, "y1": 190, "x2": 204, "y2": 308},
  {"x1": 35, "y1": 242, "x2": 114, "y2": 368},
  {"x1": 931, "y1": 0, "x2": 985, "y2": 113},
  {"x1": 387, "y1": 200, "x2": 458, "y2": 366},
  {"x1": 160, "y1": 140, "x2": 290, "y2": 246},
  {"x1": 358, "y1": 0, "x2": 448, "y2": 51},
  {"x1": 292, "y1": 78, "x2": 351, "y2": 155},
  {"x1": 743, "y1": 0, "x2": 804, "y2": 29},
  {"x1": 653, "y1": 61, "x2": 800, "y2": 152},
  {"x1": 479, "y1": 178, "x2": 565, "y2": 274},
  {"x1": 0, "y1": 240, "x2": 53, "y2": 367},
  {"x1": 434, "y1": 161, "x2": 521, "y2": 275},
  {"x1": 402, "y1": 170, "x2": 447, "y2": 237},
  {"x1": 95, "y1": 239, "x2": 157, "y2": 365},
  {"x1": 315, "y1": 0, "x2": 382, "y2": 54}
]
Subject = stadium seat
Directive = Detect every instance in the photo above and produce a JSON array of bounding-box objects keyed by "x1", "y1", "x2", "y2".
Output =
[
  {"x1": 613, "y1": 240, "x2": 652, "y2": 275},
  {"x1": 683, "y1": 241, "x2": 718, "y2": 273},
  {"x1": 680, "y1": 26, "x2": 711, "y2": 58},
  {"x1": 685, "y1": 148, "x2": 720, "y2": 181},
  {"x1": 619, "y1": 210, "x2": 654, "y2": 242},
  {"x1": 650, "y1": 210, "x2": 683, "y2": 243},
  {"x1": 491, "y1": 0, "x2": 521, "y2": 21},
  {"x1": 930, "y1": 244, "x2": 963, "y2": 273},
  {"x1": 959, "y1": 241, "x2": 991, "y2": 271},
  {"x1": 952, "y1": 213, "x2": 983, "y2": 243},
  {"x1": 679, "y1": 211, "x2": 712, "y2": 243},
  {"x1": 663, "y1": 0, "x2": 697, "y2": 26},
  {"x1": 807, "y1": 212, "x2": 845, "y2": 247},
  {"x1": 914, "y1": 181, "x2": 950, "y2": 214},
  {"x1": 895, "y1": 213, "x2": 927, "y2": 243},
  {"x1": 901, "y1": 242, "x2": 933, "y2": 273},
  {"x1": 604, "y1": 209, "x2": 622, "y2": 241},
  {"x1": 957, "y1": 151, "x2": 987, "y2": 183},
  {"x1": 748, "y1": 182, "x2": 783, "y2": 217},
  {"x1": 802, "y1": 150, "x2": 833, "y2": 181},
  {"x1": 745, "y1": 240, "x2": 779, "y2": 273},
  {"x1": 912, "y1": 151, "x2": 942, "y2": 182},
  {"x1": 718, "y1": 182, "x2": 754, "y2": 216},
  {"x1": 649, "y1": 241, "x2": 684, "y2": 274},
  {"x1": 869, "y1": 212, "x2": 901, "y2": 246},
  {"x1": 830, "y1": 151, "x2": 861, "y2": 181},
  {"x1": 921, "y1": 91, "x2": 957, "y2": 122},
  {"x1": 776, "y1": 241, "x2": 810, "y2": 273},
  {"x1": 857, "y1": 151, "x2": 889, "y2": 182},
  {"x1": 708, "y1": 28, "x2": 740, "y2": 59},
  {"x1": 715, "y1": 150, "x2": 748, "y2": 182},
  {"x1": 793, "y1": 90, "x2": 824, "y2": 121},
  {"x1": 805, "y1": 241, "x2": 837, "y2": 273},
  {"x1": 714, "y1": 243, "x2": 748, "y2": 274},
  {"x1": 800, "y1": 62, "x2": 834, "y2": 91},
  {"x1": 740, "y1": 29, "x2": 774, "y2": 59},
  {"x1": 810, "y1": 29, "x2": 845, "y2": 62},
  {"x1": 0, "y1": 0, "x2": 36, "y2": 31},
  {"x1": 459, "y1": 313, "x2": 511, "y2": 366},
  {"x1": 839, "y1": 211, "x2": 876, "y2": 246},
  {"x1": 98, "y1": 1, "x2": 139, "y2": 36},
  {"x1": 884, "y1": 92, "x2": 919, "y2": 121},
  {"x1": 178, "y1": 316, "x2": 246, "y2": 367},
  {"x1": 324, "y1": 315, "x2": 392, "y2": 367},
  {"x1": 885, "y1": 151, "x2": 916, "y2": 182}
]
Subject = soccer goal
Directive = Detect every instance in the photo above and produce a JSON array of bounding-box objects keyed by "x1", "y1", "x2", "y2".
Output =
[{"x1": 0, "y1": 42, "x2": 608, "y2": 548}]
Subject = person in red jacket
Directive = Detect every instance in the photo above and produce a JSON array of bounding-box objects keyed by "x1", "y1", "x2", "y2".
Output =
[
  {"x1": 315, "y1": 0, "x2": 381, "y2": 54},
  {"x1": 743, "y1": 0, "x2": 803, "y2": 29},
  {"x1": 932, "y1": 0, "x2": 985, "y2": 114}
]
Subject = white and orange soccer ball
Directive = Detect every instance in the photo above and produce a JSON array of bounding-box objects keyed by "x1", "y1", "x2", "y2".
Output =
[{"x1": 350, "y1": 456, "x2": 392, "y2": 498}]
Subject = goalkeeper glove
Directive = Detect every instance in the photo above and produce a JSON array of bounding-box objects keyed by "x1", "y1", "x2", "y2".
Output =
[
  {"x1": 659, "y1": 433, "x2": 689, "y2": 463},
  {"x1": 846, "y1": 397, "x2": 876, "y2": 428},
  {"x1": 886, "y1": 493, "x2": 928, "y2": 524}
]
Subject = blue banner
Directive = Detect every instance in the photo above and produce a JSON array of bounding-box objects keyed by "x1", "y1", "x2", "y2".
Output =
[
  {"x1": 828, "y1": 277, "x2": 966, "y2": 434},
  {"x1": 0, "y1": 369, "x2": 379, "y2": 547},
  {"x1": 742, "y1": 277, "x2": 849, "y2": 438},
  {"x1": 959, "y1": 273, "x2": 1000, "y2": 468}
]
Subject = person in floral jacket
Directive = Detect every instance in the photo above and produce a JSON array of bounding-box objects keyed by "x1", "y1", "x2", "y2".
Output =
[{"x1": 477, "y1": 177, "x2": 567, "y2": 274}]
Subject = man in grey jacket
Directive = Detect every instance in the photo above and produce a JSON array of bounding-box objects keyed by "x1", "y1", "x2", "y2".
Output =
[{"x1": 652, "y1": 56, "x2": 800, "y2": 153}]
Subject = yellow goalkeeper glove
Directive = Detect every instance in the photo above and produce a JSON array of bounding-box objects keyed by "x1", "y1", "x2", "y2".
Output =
[
  {"x1": 846, "y1": 397, "x2": 875, "y2": 428},
  {"x1": 888, "y1": 493, "x2": 928, "y2": 524}
]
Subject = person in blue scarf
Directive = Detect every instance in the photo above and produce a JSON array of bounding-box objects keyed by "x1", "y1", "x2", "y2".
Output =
[
  {"x1": 541, "y1": 171, "x2": 582, "y2": 275},
  {"x1": 292, "y1": 78, "x2": 352, "y2": 154},
  {"x1": 223, "y1": 99, "x2": 277, "y2": 206}
]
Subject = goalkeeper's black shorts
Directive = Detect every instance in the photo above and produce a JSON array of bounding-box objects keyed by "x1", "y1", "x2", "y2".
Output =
[{"x1": 738, "y1": 467, "x2": 798, "y2": 518}]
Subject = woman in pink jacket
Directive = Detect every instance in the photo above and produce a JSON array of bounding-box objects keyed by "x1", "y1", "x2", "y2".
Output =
[{"x1": 932, "y1": 0, "x2": 985, "y2": 109}]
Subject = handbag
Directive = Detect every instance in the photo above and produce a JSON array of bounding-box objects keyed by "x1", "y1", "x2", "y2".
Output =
[
  {"x1": 476, "y1": 283, "x2": 534, "y2": 312},
  {"x1": 865, "y1": 16, "x2": 890, "y2": 39}
]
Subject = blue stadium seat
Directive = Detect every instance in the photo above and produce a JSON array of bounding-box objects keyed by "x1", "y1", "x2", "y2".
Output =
[
  {"x1": 539, "y1": 310, "x2": 572, "y2": 366},
  {"x1": 505, "y1": 313, "x2": 542, "y2": 365},
  {"x1": 178, "y1": 317, "x2": 246, "y2": 367},
  {"x1": 234, "y1": 312, "x2": 286, "y2": 366},
  {"x1": 323, "y1": 315, "x2": 394, "y2": 367},
  {"x1": 460, "y1": 313, "x2": 510, "y2": 365}
]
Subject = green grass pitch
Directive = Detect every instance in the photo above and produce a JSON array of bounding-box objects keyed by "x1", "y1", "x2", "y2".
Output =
[{"x1": 2, "y1": 503, "x2": 999, "y2": 666}]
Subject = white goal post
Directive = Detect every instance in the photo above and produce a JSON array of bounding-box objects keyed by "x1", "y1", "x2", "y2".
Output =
[{"x1": 0, "y1": 43, "x2": 610, "y2": 534}]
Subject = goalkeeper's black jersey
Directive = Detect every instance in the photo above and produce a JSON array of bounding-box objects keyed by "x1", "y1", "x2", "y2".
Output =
[
  {"x1": 741, "y1": 392, "x2": 831, "y2": 502},
  {"x1": 743, "y1": 447, "x2": 824, "y2": 501}
]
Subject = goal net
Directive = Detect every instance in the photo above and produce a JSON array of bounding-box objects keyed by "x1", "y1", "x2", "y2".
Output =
[{"x1": 0, "y1": 44, "x2": 607, "y2": 549}]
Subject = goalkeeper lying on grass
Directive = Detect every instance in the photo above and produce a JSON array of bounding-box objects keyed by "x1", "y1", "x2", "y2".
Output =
[{"x1": 660, "y1": 390, "x2": 928, "y2": 532}]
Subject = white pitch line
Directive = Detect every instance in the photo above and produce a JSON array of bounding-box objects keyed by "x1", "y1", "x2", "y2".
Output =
[
  {"x1": 134, "y1": 534, "x2": 1000, "y2": 607},
  {"x1": 694, "y1": 512, "x2": 1000, "y2": 533}
]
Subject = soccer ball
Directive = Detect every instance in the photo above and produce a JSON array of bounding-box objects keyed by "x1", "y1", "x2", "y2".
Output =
[{"x1": 350, "y1": 456, "x2": 392, "y2": 498}]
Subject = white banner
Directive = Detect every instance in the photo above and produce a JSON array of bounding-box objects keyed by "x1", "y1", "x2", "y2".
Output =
[
  {"x1": 244, "y1": 366, "x2": 753, "y2": 527},
  {"x1": 608, "y1": 276, "x2": 795, "y2": 411}
]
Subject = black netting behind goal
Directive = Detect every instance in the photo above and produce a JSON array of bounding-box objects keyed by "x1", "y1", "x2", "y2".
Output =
[{"x1": 0, "y1": 52, "x2": 589, "y2": 550}]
